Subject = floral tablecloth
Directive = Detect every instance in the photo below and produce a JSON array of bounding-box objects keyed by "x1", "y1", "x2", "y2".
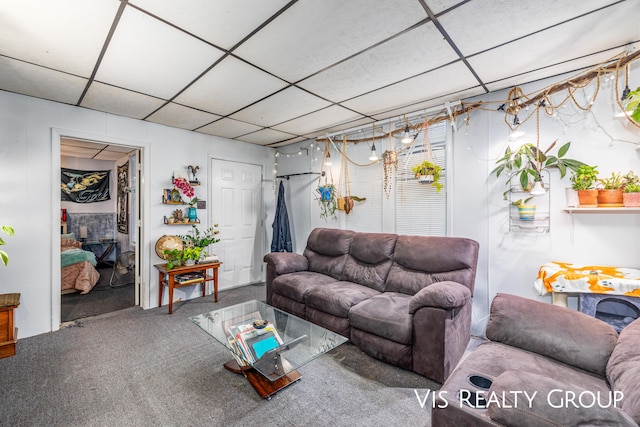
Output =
[{"x1": 535, "y1": 261, "x2": 640, "y2": 297}]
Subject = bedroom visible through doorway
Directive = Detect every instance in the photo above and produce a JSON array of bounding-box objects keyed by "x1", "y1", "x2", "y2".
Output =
[{"x1": 60, "y1": 138, "x2": 140, "y2": 322}]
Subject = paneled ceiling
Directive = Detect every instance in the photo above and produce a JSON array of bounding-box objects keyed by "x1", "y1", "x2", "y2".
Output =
[{"x1": 1, "y1": 0, "x2": 639, "y2": 147}]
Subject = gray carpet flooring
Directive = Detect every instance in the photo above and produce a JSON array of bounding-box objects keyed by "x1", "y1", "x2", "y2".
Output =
[
  {"x1": 1, "y1": 283, "x2": 440, "y2": 427},
  {"x1": 61, "y1": 267, "x2": 135, "y2": 322}
]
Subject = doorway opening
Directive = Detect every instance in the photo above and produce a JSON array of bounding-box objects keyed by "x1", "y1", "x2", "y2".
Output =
[{"x1": 59, "y1": 138, "x2": 141, "y2": 322}]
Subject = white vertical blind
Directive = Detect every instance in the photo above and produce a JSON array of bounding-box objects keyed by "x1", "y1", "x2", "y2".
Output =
[{"x1": 395, "y1": 122, "x2": 447, "y2": 236}]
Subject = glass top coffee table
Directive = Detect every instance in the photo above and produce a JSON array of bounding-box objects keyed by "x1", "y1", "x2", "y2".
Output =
[{"x1": 190, "y1": 300, "x2": 348, "y2": 399}]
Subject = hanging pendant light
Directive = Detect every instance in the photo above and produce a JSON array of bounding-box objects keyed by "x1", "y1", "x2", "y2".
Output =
[
  {"x1": 530, "y1": 178, "x2": 546, "y2": 196},
  {"x1": 400, "y1": 124, "x2": 413, "y2": 144},
  {"x1": 369, "y1": 143, "x2": 378, "y2": 161}
]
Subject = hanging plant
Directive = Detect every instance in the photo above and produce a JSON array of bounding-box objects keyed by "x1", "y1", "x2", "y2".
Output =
[
  {"x1": 316, "y1": 184, "x2": 337, "y2": 220},
  {"x1": 411, "y1": 160, "x2": 443, "y2": 192},
  {"x1": 382, "y1": 150, "x2": 397, "y2": 198},
  {"x1": 625, "y1": 86, "x2": 640, "y2": 122}
]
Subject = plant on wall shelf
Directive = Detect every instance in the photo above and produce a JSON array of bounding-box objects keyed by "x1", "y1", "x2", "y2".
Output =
[
  {"x1": 570, "y1": 165, "x2": 599, "y2": 190},
  {"x1": 410, "y1": 160, "x2": 443, "y2": 192},
  {"x1": 0, "y1": 225, "x2": 14, "y2": 267},
  {"x1": 598, "y1": 172, "x2": 626, "y2": 190},
  {"x1": 491, "y1": 140, "x2": 585, "y2": 199}
]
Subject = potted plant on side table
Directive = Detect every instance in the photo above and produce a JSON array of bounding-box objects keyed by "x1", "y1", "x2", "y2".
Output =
[{"x1": 570, "y1": 165, "x2": 599, "y2": 207}]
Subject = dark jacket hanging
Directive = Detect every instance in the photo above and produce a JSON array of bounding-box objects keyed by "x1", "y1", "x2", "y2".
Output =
[{"x1": 271, "y1": 180, "x2": 293, "y2": 252}]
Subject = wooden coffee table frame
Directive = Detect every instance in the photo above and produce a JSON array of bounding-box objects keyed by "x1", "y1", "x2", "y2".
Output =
[{"x1": 223, "y1": 359, "x2": 302, "y2": 399}]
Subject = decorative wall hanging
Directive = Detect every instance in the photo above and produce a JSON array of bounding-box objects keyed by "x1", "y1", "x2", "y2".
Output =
[
  {"x1": 316, "y1": 142, "x2": 337, "y2": 220},
  {"x1": 61, "y1": 168, "x2": 110, "y2": 203},
  {"x1": 117, "y1": 162, "x2": 129, "y2": 234}
]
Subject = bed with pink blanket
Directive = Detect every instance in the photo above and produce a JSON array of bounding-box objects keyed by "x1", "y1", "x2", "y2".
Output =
[{"x1": 61, "y1": 238, "x2": 100, "y2": 294}]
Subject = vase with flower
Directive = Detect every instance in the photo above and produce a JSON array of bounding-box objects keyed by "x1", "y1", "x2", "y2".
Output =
[{"x1": 174, "y1": 177, "x2": 199, "y2": 222}]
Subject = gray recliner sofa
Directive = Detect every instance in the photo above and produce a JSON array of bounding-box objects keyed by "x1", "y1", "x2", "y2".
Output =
[
  {"x1": 433, "y1": 293, "x2": 640, "y2": 426},
  {"x1": 263, "y1": 227, "x2": 480, "y2": 383}
]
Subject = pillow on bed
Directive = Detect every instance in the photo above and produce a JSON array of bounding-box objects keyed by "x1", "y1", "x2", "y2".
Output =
[
  {"x1": 61, "y1": 238, "x2": 82, "y2": 251},
  {"x1": 61, "y1": 233, "x2": 75, "y2": 240}
]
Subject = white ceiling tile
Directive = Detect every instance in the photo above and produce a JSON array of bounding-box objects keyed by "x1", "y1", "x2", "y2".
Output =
[
  {"x1": 0, "y1": 0, "x2": 119, "y2": 77},
  {"x1": 146, "y1": 103, "x2": 221, "y2": 130},
  {"x1": 230, "y1": 87, "x2": 332, "y2": 127},
  {"x1": 302, "y1": 117, "x2": 374, "y2": 140},
  {"x1": 371, "y1": 86, "x2": 486, "y2": 121},
  {"x1": 298, "y1": 23, "x2": 459, "y2": 102},
  {"x1": 129, "y1": 0, "x2": 291, "y2": 50},
  {"x1": 234, "y1": 0, "x2": 428, "y2": 82},
  {"x1": 0, "y1": 57, "x2": 87, "y2": 104},
  {"x1": 468, "y1": 2, "x2": 640, "y2": 84},
  {"x1": 81, "y1": 82, "x2": 166, "y2": 119},
  {"x1": 61, "y1": 146, "x2": 102, "y2": 158},
  {"x1": 94, "y1": 150, "x2": 134, "y2": 161},
  {"x1": 236, "y1": 128, "x2": 298, "y2": 145},
  {"x1": 272, "y1": 106, "x2": 365, "y2": 135},
  {"x1": 174, "y1": 56, "x2": 288, "y2": 115},
  {"x1": 440, "y1": 0, "x2": 623, "y2": 56},
  {"x1": 96, "y1": 7, "x2": 224, "y2": 99},
  {"x1": 423, "y1": 0, "x2": 467, "y2": 15},
  {"x1": 343, "y1": 62, "x2": 479, "y2": 116},
  {"x1": 197, "y1": 118, "x2": 263, "y2": 139},
  {"x1": 484, "y1": 48, "x2": 635, "y2": 94}
]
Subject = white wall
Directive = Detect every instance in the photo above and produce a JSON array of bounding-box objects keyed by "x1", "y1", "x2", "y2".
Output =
[
  {"x1": 272, "y1": 68, "x2": 640, "y2": 336},
  {"x1": 0, "y1": 90, "x2": 275, "y2": 338}
]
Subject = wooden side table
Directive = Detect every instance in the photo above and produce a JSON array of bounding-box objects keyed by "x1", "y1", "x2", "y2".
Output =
[
  {"x1": 155, "y1": 262, "x2": 221, "y2": 314},
  {"x1": 0, "y1": 293, "x2": 20, "y2": 359}
]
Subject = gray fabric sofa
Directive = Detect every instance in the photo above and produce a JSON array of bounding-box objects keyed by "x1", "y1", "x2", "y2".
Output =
[
  {"x1": 433, "y1": 293, "x2": 640, "y2": 426},
  {"x1": 263, "y1": 227, "x2": 480, "y2": 383}
]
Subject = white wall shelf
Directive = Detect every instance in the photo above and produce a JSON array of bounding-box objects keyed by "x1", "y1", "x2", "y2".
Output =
[{"x1": 563, "y1": 207, "x2": 640, "y2": 214}]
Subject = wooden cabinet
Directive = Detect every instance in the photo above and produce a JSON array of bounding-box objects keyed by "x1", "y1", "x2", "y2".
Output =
[{"x1": 0, "y1": 293, "x2": 20, "y2": 359}]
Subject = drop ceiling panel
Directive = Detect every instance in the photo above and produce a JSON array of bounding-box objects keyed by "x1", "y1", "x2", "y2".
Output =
[
  {"x1": 174, "y1": 56, "x2": 288, "y2": 116},
  {"x1": 60, "y1": 145, "x2": 103, "y2": 158},
  {"x1": 343, "y1": 62, "x2": 479, "y2": 116},
  {"x1": 146, "y1": 103, "x2": 221, "y2": 130},
  {"x1": 233, "y1": 0, "x2": 428, "y2": 82},
  {"x1": 61, "y1": 138, "x2": 107, "y2": 149},
  {"x1": 95, "y1": 7, "x2": 224, "y2": 99},
  {"x1": 302, "y1": 117, "x2": 374, "y2": 140},
  {"x1": 130, "y1": 0, "x2": 291, "y2": 50},
  {"x1": 81, "y1": 82, "x2": 166, "y2": 119},
  {"x1": 0, "y1": 57, "x2": 87, "y2": 104},
  {"x1": 0, "y1": 0, "x2": 119, "y2": 77},
  {"x1": 298, "y1": 23, "x2": 459, "y2": 102},
  {"x1": 485, "y1": 48, "x2": 634, "y2": 94},
  {"x1": 468, "y1": 2, "x2": 640, "y2": 84},
  {"x1": 440, "y1": 0, "x2": 621, "y2": 56},
  {"x1": 230, "y1": 86, "x2": 332, "y2": 127},
  {"x1": 424, "y1": 0, "x2": 467, "y2": 15},
  {"x1": 236, "y1": 128, "x2": 298, "y2": 145},
  {"x1": 272, "y1": 106, "x2": 365, "y2": 135},
  {"x1": 197, "y1": 118, "x2": 263, "y2": 139},
  {"x1": 94, "y1": 149, "x2": 134, "y2": 161}
]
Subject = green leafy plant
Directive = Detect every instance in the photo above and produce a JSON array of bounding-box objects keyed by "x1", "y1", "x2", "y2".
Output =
[
  {"x1": 179, "y1": 224, "x2": 220, "y2": 250},
  {"x1": 625, "y1": 86, "x2": 640, "y2": 122},
  {"x1": 491, "y1": 140, "x2": 585, "y2": 199},
  {"x1": 0, "y1": 225, "x2": 14, "y2": 267},
  {"x1": 316, "y1": 184, "x2": 337, "y2": 220},
  {"x1": 570, "y1": 165, "x2": 599, "y2": 190},
  {"x1": 410, "y1": 160, "x2": 443, "y2": 192},
  {"x1": 624, "y1": 182, "x2": 640, "y2": 193},
  {"x1": 598, "y1": 172, "x2": 626, "y2": 189},
  {"x1": 163, "y1": 249, "x2": 183, "y2": 269},
  {"x1": 623, "y1": 171, "x2": 639, "y2": 187}
]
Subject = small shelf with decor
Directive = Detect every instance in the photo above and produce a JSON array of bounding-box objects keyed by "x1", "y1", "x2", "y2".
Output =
[
  {"x1": 164, "y1": 216, "x2": 200, "y2": 225},
  {"x1": 508, "y1": 180, "x2": 550, "y2": 233}
]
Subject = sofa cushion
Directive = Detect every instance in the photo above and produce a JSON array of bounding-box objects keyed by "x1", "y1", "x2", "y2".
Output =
[
  {"x1": 385, "y1": 236, "x2": 479, "y2": 295},
  {"x1": 271, "y1": 271, "x2": 337, "y2": 303},
  {"x1": 303, "y1": 228, "x2": 355, "y2": 280},
  {"x1": 487, "y1": 370, "x2": 636, "y2": 427},
  {"x1": 349, "y1": 292, "x2": 413, "y2": 345},
  {"x1": 607, "y1": 317, "x2": 640, "y2": 425},
  {"x1": 486, "y1": 293, "x2": 617, "y2": 377},
  {"x1": 342, "y1": 232, "x2": 397, "y2": 292},
  {"x1": 306, "y1": 281, "x2": 380, "y2": 318}
]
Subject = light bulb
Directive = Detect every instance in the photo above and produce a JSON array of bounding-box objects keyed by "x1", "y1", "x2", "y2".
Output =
[{"x1": 530, "y1": 180, "x2": 546, "y2": 196}]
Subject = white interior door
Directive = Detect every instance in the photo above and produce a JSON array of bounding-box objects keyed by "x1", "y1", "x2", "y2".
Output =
[{"x1": 210, "y1": 159, "x2": 263, "y2": 289}]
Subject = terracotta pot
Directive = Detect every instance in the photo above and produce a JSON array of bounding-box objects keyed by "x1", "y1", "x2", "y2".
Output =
[
  {"x1": 597, "y1": 189, "x2": 623, "y2": 207},
  {"x1": 577, "y1": 189, "x2": 598, "y2": 207},
  {"x1": 623, "y1": 192, "x2": 640, "y2": 207}
]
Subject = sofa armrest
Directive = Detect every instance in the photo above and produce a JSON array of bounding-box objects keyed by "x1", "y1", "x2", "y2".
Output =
[
  {"x1": 486, "y1": 293, "x2": 618, "y2": 377},
  {"x1": 263, "y1": 252, "x2": 308, "y2": 275},
  {"x1": 487, "y1": 370, "x2": 636, "y2": 427},
  {"x1": 409, "y1": 281, "x2": 471, "y2": 314}
]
